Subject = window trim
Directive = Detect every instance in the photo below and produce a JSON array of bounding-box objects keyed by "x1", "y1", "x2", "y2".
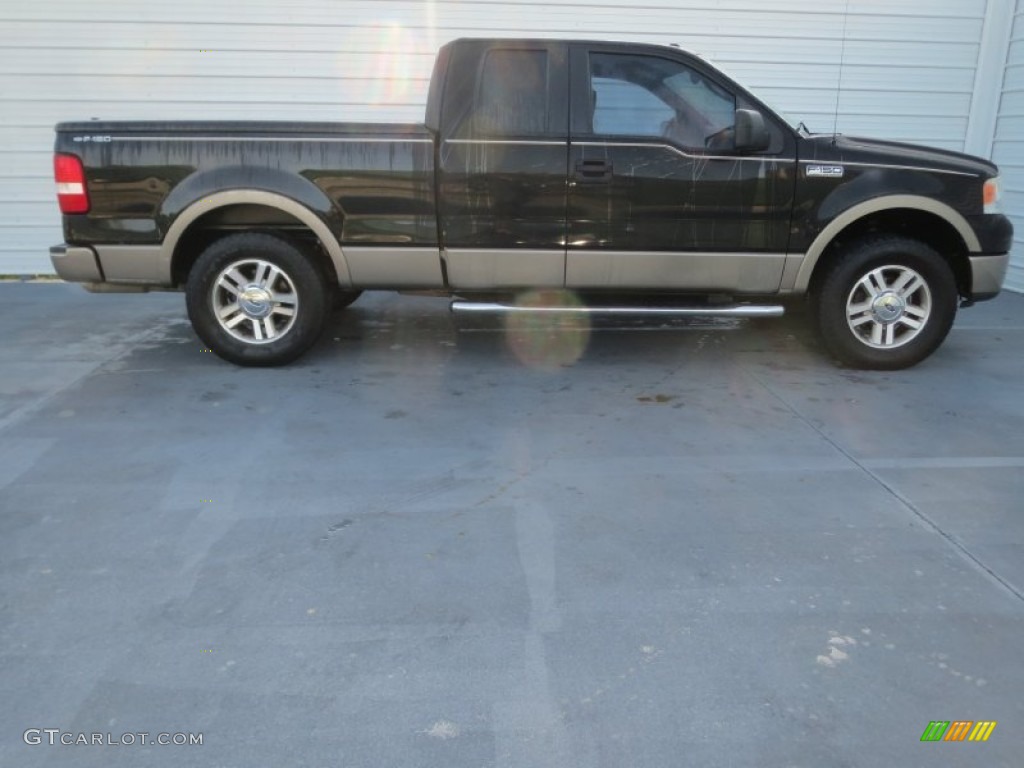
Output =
[{"x1": 586, "y1": 50, "x2": 736, "y2": 149}]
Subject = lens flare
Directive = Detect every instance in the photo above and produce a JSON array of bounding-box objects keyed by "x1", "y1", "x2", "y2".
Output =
[
  {"x1": 369, "y1": 24, "x2": 415, "y2": 105},
  {"x1": 504, "y1": 290, "x2": 591, "y2": 370}
]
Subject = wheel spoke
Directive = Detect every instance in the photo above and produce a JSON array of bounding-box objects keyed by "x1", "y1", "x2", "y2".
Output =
[
  {"x1": 251, "y1": 317, "x2": 265, "y2": 341},
  {"x1": 870, "y1": 322, "x2": 884, "y2": 346},
  {"x1": 274, "y1": 291, "x2": 297, "y2": 307},
  {"x1": 853, "y1": 277, "x2": 874, "y2": 299},
  {"x1": 850, "y1": 312, "x2": 874, "y2": 328},
  {"x1": 883, "y1": 323, "x2": 896, "y2": 346},
  {"x1": 217, "y1": 268, "x2": 247, "y2": 297},
  {"x1": 865, "y1": 269, "x2": 888, "y2": 295},
  {"x1": 252, "y1": 261, "x2": 271, "y2": 288},
  {"x1": 272, "y1": 304, "x2": 295, "y2": 317},
  {"x1": 218, "y1": 305, "x2": 248, "y2": 329},
  {"x1": 899, "y1": 315, "x2": 923, "y2": 331},
  {"x1": 904, "y1": 304, "x2": 928, "y2": 320},
  {"x1": 895, "y1": 273, "x2": 923, "y2": 298},
  {"x1": 261, "y1": 318, "x2": 276, "y2": 340},
  {"x1": 847, "y1": 299, "x2": 873, "y2": 317},
  {"x1": 262, "y1": 265, "x2": 282, "y2": 290}
]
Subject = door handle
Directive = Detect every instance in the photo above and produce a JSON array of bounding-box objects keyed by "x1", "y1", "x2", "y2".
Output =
[{"x1": 574, "y1": 159, "x2": 612, "y2": 183}]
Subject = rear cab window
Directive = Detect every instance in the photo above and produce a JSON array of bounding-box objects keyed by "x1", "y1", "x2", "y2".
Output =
[
  {"x1": 474, "y1": 50, "x2": 550, "y2": 136},
  {"x1": 441, "y1": 43, "x2": 567, "y2": 140}
]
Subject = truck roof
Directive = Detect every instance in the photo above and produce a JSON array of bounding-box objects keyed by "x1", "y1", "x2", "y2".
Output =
[{"x1": 443, "y1": 37, "x2": 693, "y2": 55}]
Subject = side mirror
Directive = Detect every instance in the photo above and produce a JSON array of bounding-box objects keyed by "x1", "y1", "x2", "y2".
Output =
[{"x1": 734, "y1": 109, "x2": 770, "y2": 152}]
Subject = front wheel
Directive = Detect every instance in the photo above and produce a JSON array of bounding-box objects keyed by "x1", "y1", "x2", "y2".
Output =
[
  {"x1": 812, "y1": 236, "x2": 958, "y2": 370},
  {"x1": 186, "y1": 232, "x2": 330, "y2": 366}
]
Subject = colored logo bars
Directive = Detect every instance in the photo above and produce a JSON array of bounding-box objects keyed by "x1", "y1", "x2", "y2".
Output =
[{"x1": 920, "y1": 721, "x2": 997, "y2": 742}]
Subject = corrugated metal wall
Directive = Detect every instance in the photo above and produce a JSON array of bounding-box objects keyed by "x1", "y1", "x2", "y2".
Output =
[
  {"x1": 995, "y1": 1, "x2": 1024, "y2": 292},
  {"x1": 0, "y1": 0, "x2": 1007, "y2": 276}
]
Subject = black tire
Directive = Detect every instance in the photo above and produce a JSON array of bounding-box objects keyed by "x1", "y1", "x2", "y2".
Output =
[
  {"x1": 333, "y1": 289, "x2": 363, "y2": 311},
  {"x1": 186, "y1": 232, "x2": 330, "y2": 366},
  {"x1": 812, "y1": 235, "x2": 958, "y2": 370}
]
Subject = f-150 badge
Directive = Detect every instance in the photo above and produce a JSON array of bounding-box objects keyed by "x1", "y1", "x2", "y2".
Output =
[{"x1": 806, "y1": 165, "x2": 844, "y2": 178}]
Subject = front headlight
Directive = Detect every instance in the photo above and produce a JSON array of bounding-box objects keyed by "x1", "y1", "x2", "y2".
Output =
[{"x1": 983, "y1": 176, "x2": 1002, "y2": 214}]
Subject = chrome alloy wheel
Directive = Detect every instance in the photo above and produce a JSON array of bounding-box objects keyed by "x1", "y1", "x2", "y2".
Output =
[
  {"x1": 210, "y1": 258, "x2": 299, "y2": 344},
  {"x1": 845, "y1": 264, "x2": 932, "y2": 349}
]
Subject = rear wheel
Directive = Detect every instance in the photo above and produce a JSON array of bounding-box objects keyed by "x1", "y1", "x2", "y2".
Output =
[
  {"x1": 812, "y1": 235, "x2": 958, "y2": 369},
  {"x1": 186, "y1": 232, "x2": 330, "y2": 366}
]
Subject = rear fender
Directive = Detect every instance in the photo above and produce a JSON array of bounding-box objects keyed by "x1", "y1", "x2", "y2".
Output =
[{"x1": 159, "y1": 167, "x2": 352, "y2": 286}]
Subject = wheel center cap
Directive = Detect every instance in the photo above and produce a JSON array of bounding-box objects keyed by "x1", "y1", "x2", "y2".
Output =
[
  {"x1": 871, "y1": 291, "x2": 905, "y2": 323},
  {"x1": 238, "y1": 285, "x2": 273, "y2": 318}
]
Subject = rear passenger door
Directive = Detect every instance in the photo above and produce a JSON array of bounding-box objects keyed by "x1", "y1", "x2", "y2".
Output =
[{"x1": 438, "y1": 41, "x2": 569, "y2": 289}]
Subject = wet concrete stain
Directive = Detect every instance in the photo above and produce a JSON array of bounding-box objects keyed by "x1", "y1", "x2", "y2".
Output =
[{"x1": 636, "y1": 394, "x2": 676, "y2": 403}]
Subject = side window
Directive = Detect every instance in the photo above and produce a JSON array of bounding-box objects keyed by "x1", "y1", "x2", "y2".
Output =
[
  {"x1": 592, "y1": 76, "x2": 674, "y2": 136},
  {"x1": 471, "y1": 49, "x2": 549, "y2": 137},
  {"x1": 588, "y1": 53, "x2": 737, "y2": 150}
]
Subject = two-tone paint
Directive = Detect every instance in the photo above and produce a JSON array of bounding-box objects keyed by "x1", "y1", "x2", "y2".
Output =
[
  {"x1": 51, "y1": 38, "x2": 1013, "y2": 301},
  {"x1": 787, "y1": 133, "x2": 1012, "y2": 297}
]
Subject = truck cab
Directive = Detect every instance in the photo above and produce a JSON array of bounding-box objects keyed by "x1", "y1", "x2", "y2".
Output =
[{"x1": 434, "y1": 39, "x2": 796, "y2": 294}]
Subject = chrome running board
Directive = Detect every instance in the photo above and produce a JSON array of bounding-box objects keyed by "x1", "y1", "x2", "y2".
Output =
[{"x1": 450, "y1": 301, "x2": 784, "y2": 318}]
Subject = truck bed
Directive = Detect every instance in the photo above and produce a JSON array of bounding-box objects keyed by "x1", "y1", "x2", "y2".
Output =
[{"x1": 55, "y1": 120, "x2": 438, "y2": 252}]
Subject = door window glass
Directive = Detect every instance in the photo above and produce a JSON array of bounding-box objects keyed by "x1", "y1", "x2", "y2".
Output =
[
  {"x1": 591, "y1": 77, "x2": 674, "y2": 135},
  {"x1": 589, "y1": 53, "x2": 736, "y2": 149}
]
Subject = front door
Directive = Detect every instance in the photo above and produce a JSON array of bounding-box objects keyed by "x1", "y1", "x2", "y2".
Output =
[{"x1": 566, "y1": 45, "x2": 796, "y2": 293}]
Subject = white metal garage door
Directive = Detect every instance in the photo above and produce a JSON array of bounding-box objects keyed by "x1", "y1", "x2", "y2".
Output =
[
  {"x1": 0, "y1": 0, "x2": 994, "y2": 274},
  {"x1": 994, "y1": 1, "x2": 1024, "y2": 292}
]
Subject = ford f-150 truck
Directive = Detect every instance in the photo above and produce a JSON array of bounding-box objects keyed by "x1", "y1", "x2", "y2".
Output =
[{"x1": 50, "y1": 38, "x2": 1013, "y2": 368}]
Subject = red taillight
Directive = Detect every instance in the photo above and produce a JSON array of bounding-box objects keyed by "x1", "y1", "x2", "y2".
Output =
[{"x1": 54, "y1": 153, "x2": 90, "y2": 214}]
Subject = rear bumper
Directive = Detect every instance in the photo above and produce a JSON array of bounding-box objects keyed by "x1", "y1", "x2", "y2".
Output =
[
  {"x1": 968, "y1": 253, "x2": 1010, "y2": 302},
  {"x1": 50, "y1": 243, "x2": 170, "y2": 292},
  {"x1": 50, "y1": 244, "x2": 103, "y2": 282}
]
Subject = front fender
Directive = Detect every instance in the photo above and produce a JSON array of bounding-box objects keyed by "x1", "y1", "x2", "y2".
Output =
[{"x1": 790, "y1": 195, "x2": 981, "y2": 292}]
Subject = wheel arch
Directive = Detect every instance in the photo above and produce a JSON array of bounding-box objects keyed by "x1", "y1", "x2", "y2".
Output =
[
  {"x1": 162, "y1": 190, "x2": 352, "y2": 288},
  {"x1": 794, "y1": 195, "x2": 980, "y2": 296}
]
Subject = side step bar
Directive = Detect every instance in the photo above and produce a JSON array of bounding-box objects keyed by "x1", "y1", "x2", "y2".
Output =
[{"x1": 450, "y1": 301, "x2": 784, "y2": 318}]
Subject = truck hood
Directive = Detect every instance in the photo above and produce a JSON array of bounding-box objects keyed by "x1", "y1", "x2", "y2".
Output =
[{"x1": 801, "y1": 134, "x2": 997, "y2": 178}]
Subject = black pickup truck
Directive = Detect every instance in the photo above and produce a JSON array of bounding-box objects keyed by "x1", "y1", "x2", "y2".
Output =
[{"x1": 50, "y1": 38, "x2": 1013, "y2": 368}]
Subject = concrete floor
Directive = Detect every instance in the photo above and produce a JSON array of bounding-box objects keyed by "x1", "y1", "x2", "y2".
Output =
[{"x1": 1, "y1": 283, "x2": 1022, "y2": 767}]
